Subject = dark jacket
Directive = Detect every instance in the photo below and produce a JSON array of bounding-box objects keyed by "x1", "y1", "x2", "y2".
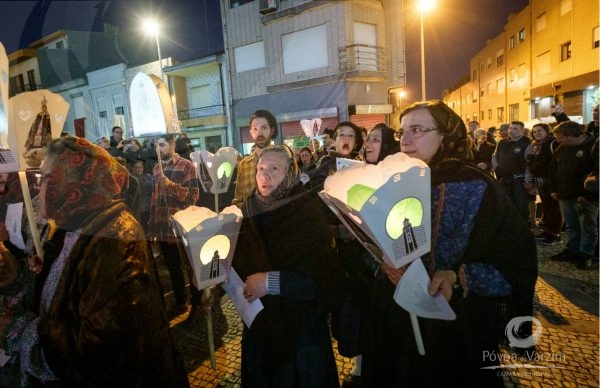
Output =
[
  {"x1": 37, "y1": 202, "x2": 189, "y2": 387},
  {"x1": 233, "y1": 184, "x2": 342, "y2": 385},
  {"x1": 549, "y1": 134, "x2": 598, "y2": 201},
  {"x1": 494, "y1": 136, "x2": 531, "y2": 180}
]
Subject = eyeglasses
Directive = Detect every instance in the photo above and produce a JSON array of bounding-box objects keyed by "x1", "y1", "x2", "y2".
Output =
[{"x1": 394, "y1": 126, "x2": 437, "y2": 140}]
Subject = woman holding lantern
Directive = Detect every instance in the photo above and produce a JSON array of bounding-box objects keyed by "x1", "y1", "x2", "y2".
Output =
[
  {"x1": 360, "y1": 101, "x2": 537, "y2": 387},
  {"x1": 232, "y1": 144, "x2": 343, "y2": 387}
]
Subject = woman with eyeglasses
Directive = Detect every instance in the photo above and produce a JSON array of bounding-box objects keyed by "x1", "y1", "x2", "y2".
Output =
[{"x1": 360, "y1": 101, "x2": 537, "y2": 387}]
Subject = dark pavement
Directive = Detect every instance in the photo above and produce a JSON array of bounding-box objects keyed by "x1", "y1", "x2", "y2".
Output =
[{"x1": 159, "y1": 228, "x2": 599, "y2": 387}]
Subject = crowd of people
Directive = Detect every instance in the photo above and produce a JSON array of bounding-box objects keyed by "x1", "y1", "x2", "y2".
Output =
[{"x1": 0, "y1": 100, "x2": 597, "y2": 387}]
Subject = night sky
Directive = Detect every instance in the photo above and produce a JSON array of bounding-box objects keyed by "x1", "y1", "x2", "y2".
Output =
[{"x1": 0, "y1": 0, "x2": 529, "y2": 99}]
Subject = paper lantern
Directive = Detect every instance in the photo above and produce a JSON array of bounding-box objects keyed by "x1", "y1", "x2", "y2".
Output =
[
  {"x1": 129, "y1": 72, "x2": 172, "y2": 136},
  {"x1": 190, "y1": 147, "x2": 239, "y2": 194},
  {"x1": 300, "y1": 118, "x2": 322, "y2": 138},
  {"x1": 172, "y1": 205, "x2": 243, "y2": 290},
  {"x1": 10, "y1": 90, "x2": 69, "y2": 169},
  {"x1": 319, "y1": 152, "x2": 431, "y2": 269}
]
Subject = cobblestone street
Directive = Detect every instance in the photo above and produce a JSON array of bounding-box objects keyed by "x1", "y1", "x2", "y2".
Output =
[{"x1": 162, "y1": 233, "x2": 599, "y2": 387}]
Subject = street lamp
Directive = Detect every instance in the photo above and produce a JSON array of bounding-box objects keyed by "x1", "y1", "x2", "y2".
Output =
[
  {"x1": 143, "y1": 19, "x2": 163, "y2": 82},
  {"x1": 398, "y1": 90, "x2": 406, "y2": 110},
  {"x1": 419, "y1": 0, "x2": 435, "y2": 101}
]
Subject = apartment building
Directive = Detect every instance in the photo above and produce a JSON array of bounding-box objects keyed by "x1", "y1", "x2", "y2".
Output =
[
  {"x1": 222, "y1": 0, "x2": 406, "y2": 152},
  {"x1": 443, "y1": 0, "x2": 599, "y2": 128}
]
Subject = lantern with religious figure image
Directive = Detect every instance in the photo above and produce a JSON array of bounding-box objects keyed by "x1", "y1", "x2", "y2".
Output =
[
  {"x1": 319, "y1": 152, "x2": 458, "y2": 355},
  {"x1": 171, "y1": 205, "x2": 242, "y2": 291},
  {"x1": 190, "y1": 147, "x2": 239, "y2": 195},
  {"x1": 10, "y1": 90, "x2": 68, "y2": 169},
  {"x1": 300, "y1": 118, "x2": 322, "y2": 154},
  {"x1": 319, "y1": 152, "x2": 431, "y2": 270}
]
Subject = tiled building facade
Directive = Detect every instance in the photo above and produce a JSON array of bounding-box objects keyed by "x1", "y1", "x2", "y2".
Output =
[{"x1": 443, "y1": 0, "x2": 599, "y2": 128}]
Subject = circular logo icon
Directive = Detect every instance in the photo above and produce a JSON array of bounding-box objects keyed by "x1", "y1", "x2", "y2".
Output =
[{"x1": 505, "y1": 316, "x2": 542, "y2": 348}]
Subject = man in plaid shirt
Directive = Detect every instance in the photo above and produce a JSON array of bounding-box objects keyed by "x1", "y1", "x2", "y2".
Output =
[
  {"x1": 232, "y1": 109, "x2": 278, "y2": 207},
  {"x1": 149, "y1": 133, "x2": 200, "y2": 320}
]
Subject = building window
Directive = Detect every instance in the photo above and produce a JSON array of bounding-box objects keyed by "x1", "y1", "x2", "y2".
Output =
[
  {"x1": 9, "y1": 74, "x2": 25, "y2": 95},
  {"x1": 115, "y1": 107, "x2": 124, "y2": 115},
  {"x1": 487, "y1": 58, "x2": 492, "y2": 69},
  {"x1": 99, "y1": 111, "x2": 107, "y2": 118},
  {"x1": 205, "y1": 135, "x2": 223, "y2": 154},
  {"x1": 487, "y1": 82, "x2": 493, "y2": 95},
  {"x1": 480, "y1": 63, "x2": 484, "y2": 73},
  {"x1": 282, "y1": 24, "x2": 328, "y2": 74},
  {"x1": 26, "y1": 70, "x2": 36, "y2": 87},
  {"x1": 472, "y1": 68, "x2": 477, "y2": 81},
  {"x1": 480, "y1": 88, "x2": 484, "y2": 97},
  {"x1": 509, "y1": 103, "x2": 520, "y2": 122},
  {"x1": 560, "y1": 41, "x2": 572, "y2": 61},
  {"x1": 518, "y1": 28, "x2": 525, "y2": 42},
  {"x1": 496, "y1": 78, "x2": 505, "y2": 94},
  {"x1": 497, "y1": 107, "x2": 504, "y2": 122},
  {"x1": 496, "y1": 52, "x2": 504, "y2": 67},
  {"x1": 519, "y1": 63, "x2": 526, "y2": 78},
  {"x1": 560, "y1": 0, "x2": 572, "y2": 16},
  {"x1": 509, "y1": 36, "x2": 515, "y2": 49},
  {"x1": 537, "y1": 51, "x2": 551, "y2": 75},
  {"x1": 230, "y1": 0, "x2": 253, "y2": 8},
  {"x1": 593, "y1": 26, "x2": 599, "y2": 49},
  {"x1": 190, "y1": 85, "x2": 212, "y2": 108},
  {"x1": 536, "y1": 13, "x2": 547, "y2": 32},
  {"x1": 488, "y1": 109, "x2": 493, "y2": 120},
  {"x1": 352, "y1": 22, "x2": 378, "y2": 72},
  {"x1": 234, "y1": 41, "x2": 266, "y2": 73},
  {"x1": 480, "y1": 111, "x2": 484, "y2": 120},
  {"x1": 55, "y1": 40, "x2": 65, "y2": 49},
  {"x1": 472, "y1": 90, "x2": 478, "y2": 103},
  {"x1": 510, "y1": 67, "x2": 517, "y2": 82}
]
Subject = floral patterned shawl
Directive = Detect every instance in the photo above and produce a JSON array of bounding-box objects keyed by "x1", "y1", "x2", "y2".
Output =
[{"x1": 43, "y1": 136, "x2": 129, "y2": 230}]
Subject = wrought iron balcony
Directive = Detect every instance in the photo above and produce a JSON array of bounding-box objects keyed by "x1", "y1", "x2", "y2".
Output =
[
  {"x1": 178, "y1": 104, "x2": 225, "y2": 121},
  {"x1": 9, "y1": 83, "x2": 43, "y2": 97}
]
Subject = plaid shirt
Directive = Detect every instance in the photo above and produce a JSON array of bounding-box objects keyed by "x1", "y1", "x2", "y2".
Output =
[
  {"x1": 232, "y1": 150, "x2": 259, "y2": 207},
  {"x1": 149, "y1": 154, "x2": 199, "y2": 242}
]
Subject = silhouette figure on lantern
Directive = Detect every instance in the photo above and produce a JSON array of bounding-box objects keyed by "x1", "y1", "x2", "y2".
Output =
[
  {"x1": 210, "y1": 250, "x2": 220, "y2": 279},
  {"x1": 402, "y1": 218, "x2": 417, "y2": 254},
  {"x1": 219, "y1": 169, "x2": 227, "y2": 190}
]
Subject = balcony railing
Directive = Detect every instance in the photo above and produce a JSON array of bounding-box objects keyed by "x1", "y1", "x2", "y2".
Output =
[
  {"x1": 338, "y1": 44, "x2": 387, "y2": 73},
  {"x1": 178, "y1": 104, "x2": 225, "y2": 121},
  {"x1": 9, "y1": 83, "x2": 43, "y2": 97}
]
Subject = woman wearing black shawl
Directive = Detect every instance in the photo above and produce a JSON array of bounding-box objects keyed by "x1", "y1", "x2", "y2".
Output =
[
  {"x1": 233, "y1": 145, "x2": 342, "y2": 387},
  {"x1": 361, "y1": 101, "x2": 537, "y2": 387}
]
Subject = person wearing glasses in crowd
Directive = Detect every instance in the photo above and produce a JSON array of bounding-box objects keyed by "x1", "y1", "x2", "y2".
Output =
[{"x1": 360, "y1": 100, "x2": 537, "y2": 387}]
